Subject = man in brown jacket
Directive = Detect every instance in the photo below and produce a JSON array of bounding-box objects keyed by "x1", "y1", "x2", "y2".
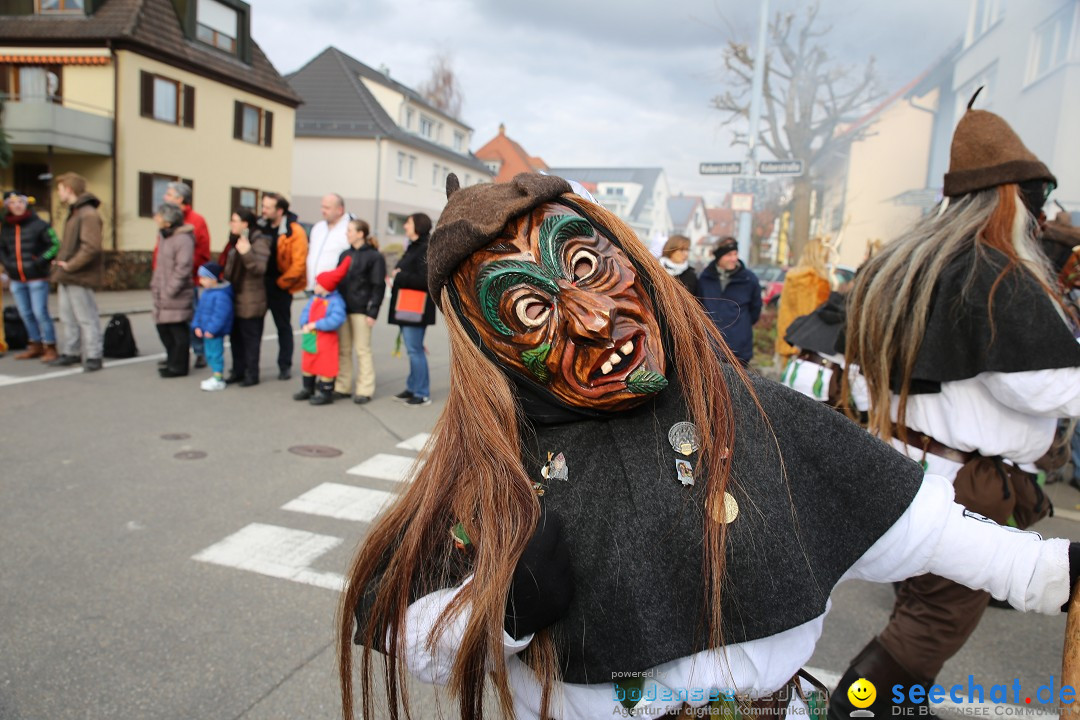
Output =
[
  {"x1": 259, "y1": 193, "x2": 307, "y2": 380},
  {"x1": 49, "y1": 172, "x2": 105, "y2": 371}
]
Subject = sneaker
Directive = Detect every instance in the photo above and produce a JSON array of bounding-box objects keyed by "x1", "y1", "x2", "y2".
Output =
[
  {"x1": 201, "y1": 377, "x2": 227, "y2": 392},
  {"x1": 49, "y1": 354, "x2": 82, "y2": 367},
  {"x1": 83, "y1": 358, "x2": 103, "y2": 372},
  {"x1": 405, "y1": 396, "x2": 431, "y2": 407},
  {"x1": 393, "y1": 390, "x2": 414, "y2": 402},
  {"x1": 353, "y1": 395, "x2": 372, "y2": 405},
  {"x1": 278, "y1": 369, "x2": 291, "y2": 381}
]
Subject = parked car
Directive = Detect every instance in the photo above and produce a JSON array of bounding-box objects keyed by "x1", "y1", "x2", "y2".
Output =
[{"x1": 751, "y1": 265, "x2": 787, "y2": 307}]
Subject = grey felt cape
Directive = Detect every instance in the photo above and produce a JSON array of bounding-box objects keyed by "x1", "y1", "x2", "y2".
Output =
[{"x1": 521, "y1": 366, "x2": 923, "y2": 683}]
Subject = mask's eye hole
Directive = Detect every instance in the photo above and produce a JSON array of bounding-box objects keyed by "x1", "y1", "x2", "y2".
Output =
[
  {"x1": 515, "y1": 296, "x2": 551, "y2": 328},
  {"x1": 570, "y1": 249, "x2": 597, "y2": 281}
]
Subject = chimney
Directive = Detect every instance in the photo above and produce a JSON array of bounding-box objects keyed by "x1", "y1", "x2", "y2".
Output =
[{"x1": 498, "y1": 123, "x2": 506, "y2": 135}]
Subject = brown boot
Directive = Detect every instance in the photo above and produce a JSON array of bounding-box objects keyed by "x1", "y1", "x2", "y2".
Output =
[
  {"x1": 15, "y1": 341, "x2": 43, "y2": 360},
  {"x1": 39, "y1": 343, "x2": 59, "y2": 363}
]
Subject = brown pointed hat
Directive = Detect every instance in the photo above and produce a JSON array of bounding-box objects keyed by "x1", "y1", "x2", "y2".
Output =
[
  {"x1": 943, "y1": 88, "x2": 1056, "y2": 197},
  {"x1": 427, "y1": 172, "x2": 573, "y2": 308}
]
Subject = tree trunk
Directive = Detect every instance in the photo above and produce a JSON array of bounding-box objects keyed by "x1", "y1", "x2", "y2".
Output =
[{"x1": 789, "y1": 176, "x2": 813, "y2": 263}]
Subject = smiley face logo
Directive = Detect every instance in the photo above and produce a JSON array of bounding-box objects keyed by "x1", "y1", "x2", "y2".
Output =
[{"x1": 847, "y1": 678, "x2": 876, "y2": 709}]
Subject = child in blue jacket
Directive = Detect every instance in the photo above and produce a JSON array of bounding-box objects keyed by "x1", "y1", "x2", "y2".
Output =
[{"x1": 192, "y1": 262, "x2": 235, "y2": 391}]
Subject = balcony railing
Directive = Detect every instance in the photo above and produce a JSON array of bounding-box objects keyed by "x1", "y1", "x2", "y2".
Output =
[{"x1": 2, "y1": 94, "x2": 113, "y2": 155}]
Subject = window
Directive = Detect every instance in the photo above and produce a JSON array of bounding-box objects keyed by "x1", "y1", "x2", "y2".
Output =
[
  {"x1": 966, "y1": 0, "x2": 1002, "y2": 46},
  {"x1": 232, "y1": 101, "x2": 273, "y2": 146},
  {"x1": 1028, "y1": 5, "x2": 1074, "y2": 83},
  {"x1": 419, "y1": 115, "x2": 435, "y2": 139},
  {"x1": 196, "y1": 0, "x2": 238, "y2": 54},
  {"x1": 230, "y1": 186, "x2": 267, "y2": 212},
  {"x1": 404, "y1": 107, "x2": 414, "y2": 129},
  {"x1": 464, "y1": 173, "x2": 471, "y2": 186},
  {"x1": 432, "y1": 163, "x2": 441, "y2": 188},
  {"x1": 483, "y1": 160, "x2": 500, "y2": 175},
  {"x1": 453, "y1": 130, "x2": 465, "y2": 152},
  {"x1": 956, "y1": 63, "x2": 997, "y2": 119},
  {"x1": 3, "y1": 65, "x2": 62, "y2": 102},
  {"x1": 139, "y1": 172, "x2": 193, "y2": 218},
  {"x1": 387, "y1": 213, "x2": 409, "y2": 235},
  {"x1": 396, "y1": 153, "x2": 416, "y2": 181},
  {"x1": 36, "y1": 0, "x2": 83, "y2": 13},
  {"x1": 140, "y1": 71, "x2": 194, "y2": 127}
]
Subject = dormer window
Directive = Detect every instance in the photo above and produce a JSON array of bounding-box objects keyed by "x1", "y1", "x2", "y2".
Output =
[
  {"x1": 196, "y1": 0, "x2": 238, "y2": 54},
  {"x1": 419, "y1": 115, "x2": 435, "y2": 140},
  {"x1": 37, "y1": 0, "x2": 84, "y2": 13}
]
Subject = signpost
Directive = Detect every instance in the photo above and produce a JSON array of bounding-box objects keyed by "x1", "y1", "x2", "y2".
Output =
[
  {"x1": 700, "y1": 162, "x2": 743, "y2": 175},
  {"x1": 759, "y1": 160, "x2": 804, "y2": 176},
  {"x1": 731, "y1": 193, "x2": 754, "y2": 212}
]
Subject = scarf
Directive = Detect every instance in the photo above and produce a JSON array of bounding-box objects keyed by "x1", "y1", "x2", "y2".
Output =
[{"x1": 659, "y1": 256, "x2": 689, "y2": 277}]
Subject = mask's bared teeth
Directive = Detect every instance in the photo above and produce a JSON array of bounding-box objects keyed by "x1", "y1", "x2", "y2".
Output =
[
  {"x1": 620, "y1": 341, "x2": 634, "y2": 355},
  {"x1": 601, "y1": 361, "x2": 613, "y2": 375},
  {"x1": 608, "y1": 353, "x2": 621, "y2": 365}
]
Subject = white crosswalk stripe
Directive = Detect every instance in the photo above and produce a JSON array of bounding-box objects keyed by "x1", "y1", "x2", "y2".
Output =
[
  {"x1": 346, "y1": 452, "x2": 418, "y2": 482},
  {"x1": 282, "y1": 483, "x2": 398, "y2": 523},
  {"x1": 396, "y1": 433, "x2": 431, "y2": 452},
  {"x1": 192, "y1": 523, "x2": 345, "y2": 591}
]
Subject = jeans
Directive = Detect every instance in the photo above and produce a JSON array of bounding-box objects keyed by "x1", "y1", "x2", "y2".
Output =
[
  {"x1": 58, "y1": 284, "x2": 103, "y2": 360},
  {"x1": 400, "y1": 325, "x2": 429, "y2": 399},
  {"x1": 10, "y1": 279, "x2": 55, "y2": 344},
  {"x1": 266, "y1": 284, "x2": 294, "y2": 372},
  {"x1": 203, "y1": 335, "x2": 225, "y2": 375},
  {"x1": 189, "y1": 287, "x2": 204, "y2": 359}
]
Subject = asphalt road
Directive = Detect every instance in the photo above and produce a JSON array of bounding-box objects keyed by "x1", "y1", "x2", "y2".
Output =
[{"x1": 2, "y1": 296, "x2": 1078, "y2": 720}]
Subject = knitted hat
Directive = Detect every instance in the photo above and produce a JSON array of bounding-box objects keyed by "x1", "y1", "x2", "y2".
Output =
[
  {"x1": 427, "y1": 172, "x2": 573, "y2": 308},
  {"x1": 198, "y1": 262, "x2": 223, "y2": 281},
  {"x1": 943, "y1": 89, "x2": 1056, "y2": 197},
  {"x1": 3, "y1": 190, "x2": 31, "y2": 204},
  {"x1": 714, "y1": 236, "x2": 738, "y2": 258},
  {"x1": 316, "y1": 255, "x2": 351, "y2": 292}
]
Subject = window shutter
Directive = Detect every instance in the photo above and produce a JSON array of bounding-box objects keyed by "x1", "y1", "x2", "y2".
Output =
[
  {"x1": 182, "y1": 85, "x2": 195, "y2": 128},
  {"x1": 182, "y1": 178, "x2": 194, "y2": 206},
  {"x1": 140, "y1": 71, "x2": 154, "y2": 118},
  {"x1": 262, "y1": 110, "x2": 273, "y2": 147},
  {"x1": 230, "y1": 187, "x2": 241, "y2": 213},
  {"x1": 138, "y1": 172, "x2": 153, "y2": 217},
  {"x1": 233, "y1": 101, "x2": 243, "y2": 140}
]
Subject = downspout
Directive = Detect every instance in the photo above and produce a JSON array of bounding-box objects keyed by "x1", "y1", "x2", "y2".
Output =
[
  {"x1": 108, "y1": 39, "x2": 118, "y2": 251},
  {"x1": 373, "y1": 135, "x2": 382, "y2": 237}
]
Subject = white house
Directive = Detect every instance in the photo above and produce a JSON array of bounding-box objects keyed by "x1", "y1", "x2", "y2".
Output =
[{"x1": 546, "y1": 167, "x2": 673, "y2": 247}]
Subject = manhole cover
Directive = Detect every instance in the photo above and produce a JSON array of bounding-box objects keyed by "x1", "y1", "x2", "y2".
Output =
[
  {"x1": 288, "y1": 445, "x2": 342, "y2": 458},
  {"x1": 174, "y1": 450, "x2": 207, "y2": 460},
  {"x1": 161, "y1": 433, "x2": 191, "y2": 441}
]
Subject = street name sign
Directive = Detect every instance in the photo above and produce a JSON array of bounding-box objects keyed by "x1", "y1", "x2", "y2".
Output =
[
  {"x1": 759, "y1": 160, "x2": 804, "y2": 176},
  {"x1": 700, "y1": 162, "x2": 743, "y2": 175}
]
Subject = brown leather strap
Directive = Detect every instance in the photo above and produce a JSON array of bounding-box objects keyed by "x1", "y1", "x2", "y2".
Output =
[
  {"x1": 895, "y1": 424, "x2": 975, "y2": 465},
  {"x1": 797, "y1": 350, "x2": 840, "y2": 370}
]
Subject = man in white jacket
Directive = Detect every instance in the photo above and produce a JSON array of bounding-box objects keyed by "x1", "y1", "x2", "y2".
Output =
[{"x1": 305, "y1": 193, "x2": 351, "y2": 292}]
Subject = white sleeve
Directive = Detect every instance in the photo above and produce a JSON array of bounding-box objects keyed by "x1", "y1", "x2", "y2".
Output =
[
  {"x1": 978, "y1": 367, "x2": 1080, "y2": 417},
  {"x1": 844, "y1": 474, "x2": 1070, "y2": 614},
  {"x1": 397, "y1": 576, "x2": 534, "y2": 685}
]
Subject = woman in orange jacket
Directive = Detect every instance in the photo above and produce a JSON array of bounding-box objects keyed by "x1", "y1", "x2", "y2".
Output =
[{"x1": 774, "y1": 236, "x2": 832, "y2": 360}]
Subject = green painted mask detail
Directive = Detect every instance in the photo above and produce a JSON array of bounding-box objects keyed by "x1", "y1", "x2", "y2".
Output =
[
  {"x1": 537, "y1": 215, "x2": 594, "y2": 280},
  {"x1": 521, "y1": 343, "x2": 552, "y2": 382},
  {"x1": 475, "y1": 260, "x2": 560, "y2": 336},
  {"x1": 625, "y1": 367, "x2": 668, "y2": 394}
]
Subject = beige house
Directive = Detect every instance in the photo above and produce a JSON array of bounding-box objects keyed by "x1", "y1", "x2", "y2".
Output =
[
  {"x1": 287, "y1": 47, "x2": 493, "y2": 248},
  {"x1": 0, "y1": 0, "x2": 300, "y2": 260},
  {"x1": 815, "y1": 46, "x2": 959, "y2": 269}
]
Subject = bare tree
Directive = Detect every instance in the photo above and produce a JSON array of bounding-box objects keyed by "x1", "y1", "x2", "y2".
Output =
[
  {"x1": 713, "y1": 2, "x2": 882, "y2": 258},
  {"x1": 419, "y1": 51, "x2": 464, "y2": 119}
]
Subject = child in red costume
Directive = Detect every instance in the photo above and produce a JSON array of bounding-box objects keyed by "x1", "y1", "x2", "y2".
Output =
[{"x1": 294, "y1": 256, "x2": 349, "y2": 405}]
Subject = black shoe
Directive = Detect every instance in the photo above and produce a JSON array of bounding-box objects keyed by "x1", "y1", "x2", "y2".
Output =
[
  {"x1": 309, "y1": 380, "x2": 335, "y2": 406},
  {"x1": 353, "y1": 395, "x2": 372, "y2": 405},
  {"x1": 332, "y1": 391, "x2": 351, "y2": 400},
  {"x1": 827, "y1": 639, "x2": 934, "y2": 720},
  {"x1": 405, "y1": 395, "x2": 431, "y2": 407},
  {"x1": 194, "y1": 356, "x2": 207, "y2": 369},
  {"x1": 84, "y1": 358, "x2": 103, "y2": 372},
  {"x1": 240, "y1": 375, "x2": 259, "y2": 387},
  {"x1": 49, "y1": 354, "x2": 81, "y2": 367},
  {"x1": 278, "y1": 369, "x2": 291, "y2": 381},
  {"x1": 159, "y1": 367, "x2": 187, "y2": 378},
  {"x1": 393, "y1": 390, "x2": 414, "y2": 402},
  {"x1": 224, "y1": 373, "x2": 243, "y2": 385},
  {"x1": 293, "y1": 376, "x2": 316, "y2": 401}
]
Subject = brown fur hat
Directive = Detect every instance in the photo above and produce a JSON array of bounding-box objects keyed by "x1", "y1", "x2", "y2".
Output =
[
  {"x1": 428, "y1": 172, "x2": 573, "y2": 308},
  {"x1": 943, "y1": 89, "x2": 1056, "y2": 197}
]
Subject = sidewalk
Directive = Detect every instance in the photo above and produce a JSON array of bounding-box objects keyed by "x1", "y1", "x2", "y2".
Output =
[{"x1": 3, "y1": 288, "x2": 154, "y2": 319}]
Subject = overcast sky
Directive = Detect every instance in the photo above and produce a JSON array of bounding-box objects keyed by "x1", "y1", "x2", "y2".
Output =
[{"x1": 249, "y1": 0, "x2": 972, "y2": 205}]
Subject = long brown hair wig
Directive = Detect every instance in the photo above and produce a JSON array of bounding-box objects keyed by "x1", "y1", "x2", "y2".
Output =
[
  {"x1": 844, "y1": 183, "x2": 1064, "y2": 442},
  {"x1": 338, "y1": 194, "x2": 749, "y2": 720}
]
